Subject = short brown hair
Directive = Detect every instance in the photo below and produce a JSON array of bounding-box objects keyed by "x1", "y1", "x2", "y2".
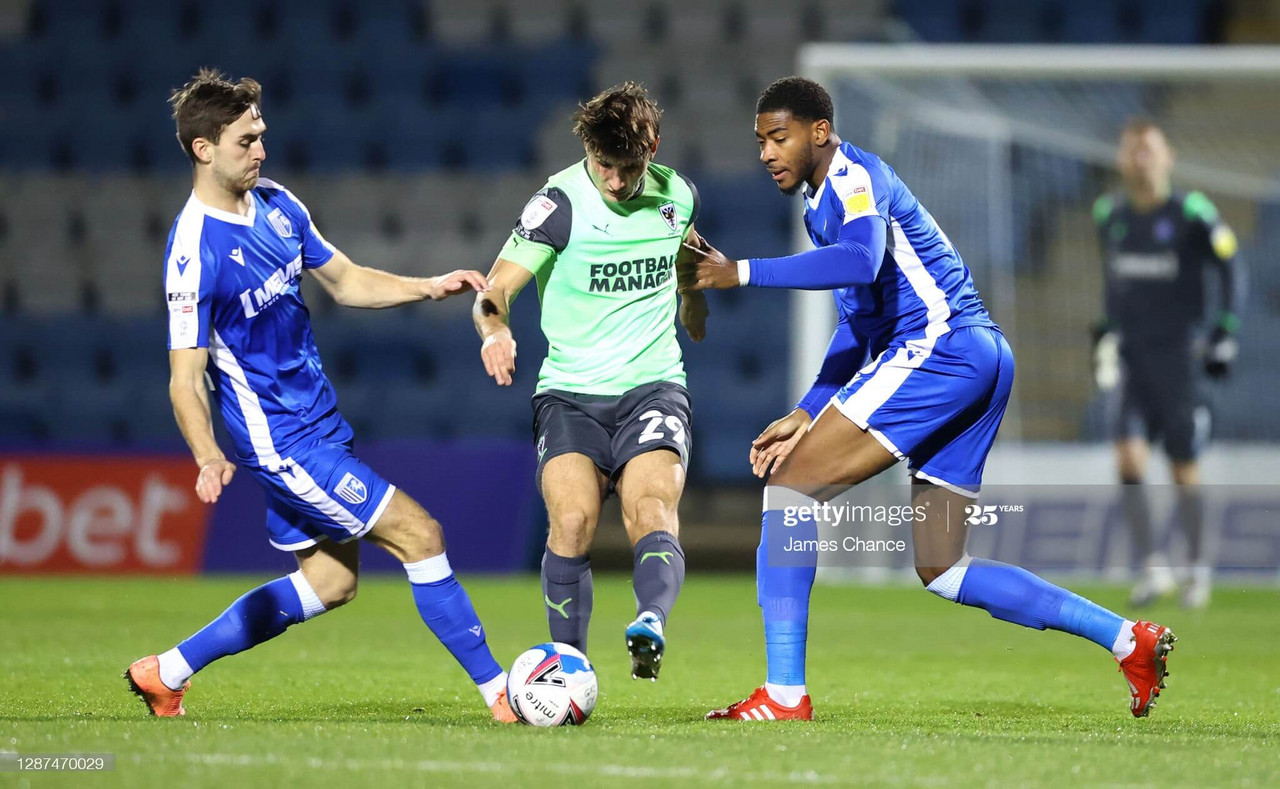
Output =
[
  {"x1": 572, "y1": 81, "x2": 661, "y2": 163},
  {"x1": 169, "y1": 68, "x2": 263, "y2": 164}
]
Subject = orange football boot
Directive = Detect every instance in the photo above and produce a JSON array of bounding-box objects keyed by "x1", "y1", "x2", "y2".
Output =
[
  {"x1": 490, "y1": 689, "x2": 517, "y2": 723},
  {"x1": 706, "y1": 685, "x2": 813, "y2": 721},
  {"x1": 124, "y1": 655, "x2": 189, "y2": 717},
  {"x1": 1118, "y1": 620, "x2": 1177, "y2": 718}
]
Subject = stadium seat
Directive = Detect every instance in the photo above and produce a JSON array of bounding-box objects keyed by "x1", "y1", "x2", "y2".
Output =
[
  {"x1": 1133, "y1": 0, "x2": 1206, "y2": 44},
  {"x1": 893, "y1": 0, "x2": 968, "y2": 42},
  {"x1": 977, "y1": 0, "x2": 1051, "y2": 43}
]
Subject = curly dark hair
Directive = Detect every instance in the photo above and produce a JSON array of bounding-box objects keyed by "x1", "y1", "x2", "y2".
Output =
[
  {"x1": 756, "y1": 76, "x2": 833, "y2": 123},
  {"x1": 572, "y1": 81, "x2": 662, "y2": 163},
  {"x1": 169, "y1": 68, "x2": 263, "y2": 164}
]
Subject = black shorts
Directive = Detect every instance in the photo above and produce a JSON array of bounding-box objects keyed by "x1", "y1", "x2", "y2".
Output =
[
  {"x1": 1114, "y1": 346, "x2": 1212, "y2": 462},
  {"x1": 531, "y1": 381, "x2": 692, "y2": 487}
]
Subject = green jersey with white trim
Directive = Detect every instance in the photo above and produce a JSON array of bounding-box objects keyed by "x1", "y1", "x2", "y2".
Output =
[{"x1": 499, "y1": 160, "x2": 700, "y2": 395}]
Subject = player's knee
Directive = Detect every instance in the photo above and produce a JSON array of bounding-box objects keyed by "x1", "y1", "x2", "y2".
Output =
[
  {"x1": 310, "y1": 571, "x2": 358, "y2": 609},
  {"x1": 549, "y1": 509, "x2": 596, "y2": 554},
  {"x1": 629, "y1": 494, "x2": 678, "y2": 538}
]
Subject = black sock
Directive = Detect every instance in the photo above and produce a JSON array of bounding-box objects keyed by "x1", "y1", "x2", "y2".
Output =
[
  {"x1": 541, "y1": 550, "x2": 593, "y2": 654},
  {"x1": 632, "y1": 531, "x2": 686, "y2": 625},
  {"x1": 1122, "y1": 481, "x2": 1155, "y2": 564},
  {"x1": 1177, "y1": 487, "x2": 1205, "y2": 564}
]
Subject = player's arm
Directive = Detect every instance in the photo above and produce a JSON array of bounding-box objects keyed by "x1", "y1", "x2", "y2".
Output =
[
  {"x1": 1187, "y1": 192, "x2": 1245, "y2": 378},
  {"x1": 750, "y1": 310, "x2": 866, "y2": 477},
  {"x1": 475, "y1": 188, "x2": 571, "y2": 385},
  {"x1": 309, "y1": 248, "x2": 489, "y2": 308},
  {"x1": 474, "y1": 257, "x2": 535, "y2": 386},
  {"x1": 168, "y1": 347, "x2": 235, "y2": 504},
  {"x1": 1090, "y1": 194, "x2": 1121, "y2": 390},
  {"x1": 676, "y1": 224, "x2": 709, "y2": 342},
  {"x1": 685, "y1": 212, "x2": 887, "y2": 291}
]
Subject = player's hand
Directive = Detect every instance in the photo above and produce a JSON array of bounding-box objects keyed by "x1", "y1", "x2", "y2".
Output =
[
  {"x1": 195, "y1": 459, "x2": 236, "y2": 504},
  {"x1": 679, "y1": 293, "x2": 709, "y2": 343},
  {"x1": 1204, "y1": 325, "x2": 1238, "y2": 379},
  {"x1": 681, "y1": 237, "x2": 740, "y2": 291},
  {"x1": 750, "y1": 409, "x2": 812, "y2": 478},
  {"x1": 427, "y1": 270, "x2": 490, "y2": 301},
  {"x1": 481, "y1": 328, "x2": 518, "y2": 386},
  {"x1": 1092, "y1": 331, "x2": 1120, "y2": 391}
]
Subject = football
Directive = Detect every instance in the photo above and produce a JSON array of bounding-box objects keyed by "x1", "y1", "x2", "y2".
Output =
[{"x1": 506, "y1": 643, "x2": 598, "y2": 726}]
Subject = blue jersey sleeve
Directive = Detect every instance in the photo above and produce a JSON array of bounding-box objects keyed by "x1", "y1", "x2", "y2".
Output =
[
  {"x1": 165, "y1": 212, "x2": 215, "y2": 350},
  {"x1": 746, "y1": 157, "x2": 891, "y2": 289},
  {"x1": 279, "y1": 185, "x2": 336, "y2": 269},
  {"x1": 796, "y1": 305, "x2": 866, "y2": 418},
  {"x1": 746, "y1": 216, "x2": 887, "y2": 289}
]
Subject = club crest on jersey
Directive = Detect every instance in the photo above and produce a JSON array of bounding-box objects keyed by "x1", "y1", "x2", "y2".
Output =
[
  {"x1": 335, "y1": 472, "x2": 368, "y2": 505},
  {"x1": 659, "y1": 202, "x2": 678, "y2": 233},
  {"x1": 267, "y1": 207, "x2": 294, "y2": 238}
]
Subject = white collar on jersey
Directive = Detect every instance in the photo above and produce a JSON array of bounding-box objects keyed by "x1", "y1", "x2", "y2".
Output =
[
  {"x1": 190, "y1": 190, "x2": 257, "y2": 226},
  {"x1": 803, "y1": 177, "x2": 828, "y2": 211}
]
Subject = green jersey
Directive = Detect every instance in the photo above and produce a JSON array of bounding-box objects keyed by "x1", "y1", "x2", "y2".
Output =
[{"x1": 498, "y1": 160, "x2": 700, "y2": 395}]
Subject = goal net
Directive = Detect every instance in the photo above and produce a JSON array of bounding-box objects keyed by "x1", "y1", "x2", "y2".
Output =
[{"x1": 794, "y1": 45, "x2": 1280, "y2": 445}]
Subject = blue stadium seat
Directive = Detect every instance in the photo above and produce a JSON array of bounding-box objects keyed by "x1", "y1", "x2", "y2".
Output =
[
  {"x1": 1134, "y1": 0, "x2": 1205, "y2": 44},
  {"x1": 978, "y1": 0, "x2": 1050, "y2": 43},
  {"x1": 1056, "y1": 0, "x2": 1124, "y2": 43},
  {"x1": 894, "y1": 0, "x2": 967, "y2": 42}
]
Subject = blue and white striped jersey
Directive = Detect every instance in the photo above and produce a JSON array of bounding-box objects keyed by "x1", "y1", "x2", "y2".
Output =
[
  {"x1": 803, "y1": 142, "x2": 996, "y2": 356},
  {"x1": 163, "y1": 178, "x2": 343, "y2": 467}
]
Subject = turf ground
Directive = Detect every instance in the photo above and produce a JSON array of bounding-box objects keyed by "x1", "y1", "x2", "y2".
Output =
[{"x1": 2, "y1": 575, "x2": 1277, "y2": 788}]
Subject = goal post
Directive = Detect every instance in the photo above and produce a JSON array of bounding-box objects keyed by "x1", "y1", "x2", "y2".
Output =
[{"x1": 792, "y1": 44, "x2": 1280, "y2": 444}]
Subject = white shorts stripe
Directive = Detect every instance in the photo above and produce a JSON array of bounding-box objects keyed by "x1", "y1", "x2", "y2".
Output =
[
  {"x1": 832, "y1": 344, "x2": 933, "y2": 448},
  {"x1": 909, "y1": 468, "x2": 979, "y2": 498},
  {"x1": 278, "y1": 459, "x2": 375, "y2": 538}
]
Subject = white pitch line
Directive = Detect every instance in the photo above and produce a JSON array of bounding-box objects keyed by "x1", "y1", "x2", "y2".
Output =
[{"x1": 127, "y1": 752, "x2": 857, "y2": 785}]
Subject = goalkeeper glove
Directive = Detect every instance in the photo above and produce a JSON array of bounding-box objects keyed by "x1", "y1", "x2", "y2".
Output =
[
  {"x1": 1091, "y1": 319, "x2": 1120, "y2": 392},
  {"x1": 1204, "y1": 312, "x2": 1239, "y2": 380}
]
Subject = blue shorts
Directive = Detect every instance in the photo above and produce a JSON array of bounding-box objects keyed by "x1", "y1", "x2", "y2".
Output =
[
  {"x1": 244, "y1": 434, "x2": 397, "y2": 552},
  {"x1": 829, "y1": 325, "x2": 1014, "y2": 497}
]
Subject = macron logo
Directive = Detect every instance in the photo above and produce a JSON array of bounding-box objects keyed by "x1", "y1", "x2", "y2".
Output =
[
  {"x1": 175, "y1": 255, "x2": 190, "y2": 277},
  {"x1": 229, "y1": 247, "x2": 245, "y2": 266}
]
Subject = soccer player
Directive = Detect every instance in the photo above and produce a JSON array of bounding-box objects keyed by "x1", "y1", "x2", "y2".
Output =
[
  {"x1": 686, "y1": 77, "x2": 1175, "y2": 721},
  {"x1": 1091, "y1": 119, "x2": 1242, "y2": 609},
  {"x1": 472, "y1": 82, "x2": 706, "y2": 680},
  {"x1": 124, "y1": 69, "x2": 516, "y2": 722}
]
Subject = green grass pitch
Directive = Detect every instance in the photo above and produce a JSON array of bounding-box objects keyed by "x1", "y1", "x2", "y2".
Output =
[{"x1": 2, "y1": 575, "x2": 1277, "y2": 787}]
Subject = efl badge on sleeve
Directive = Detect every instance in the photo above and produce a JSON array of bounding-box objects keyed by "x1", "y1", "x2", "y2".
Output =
[{"x1": 520, "y1": 195, "x2": 557, "y2": 231}]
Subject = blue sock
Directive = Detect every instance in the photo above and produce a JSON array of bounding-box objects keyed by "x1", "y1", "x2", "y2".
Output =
[
  {"x1": 758, "y1": 509, "x2": 816, "y2": 686},
  {"x1": 177, "y1": 576, "x2": 305, "y2": 672},
  {"x1": 955, "y1": 558, "x2": 1125, "y2": 650},
  {"x1": 407, "y1": 558, "x2": 503, "y2": 686}
]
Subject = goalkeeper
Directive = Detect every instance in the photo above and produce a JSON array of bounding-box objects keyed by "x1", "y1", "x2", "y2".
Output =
[{"x1": 1091, "y1": 119, "x2": 1244, "y2": 609}]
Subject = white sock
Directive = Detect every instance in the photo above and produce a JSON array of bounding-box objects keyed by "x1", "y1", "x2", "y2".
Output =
[
  {"x1": 403, "y1": 553, "x2": 452, "y2": 584},
  {"x1": 477, "y1": 672, "x2": 508, "y2": 707},
  {"x1": 157, "y1": 648, "x2": 193, "y2": 691},
  {"x1": 765, "y1": 682, "x2": 806, "y2": 708},
  {"x1": 1112, "y1": 619, "x2": 1138, "y2": 661},
  {"x1": 288, "y1": 571, "x2": 328, "y2": 621},
  {"x1": 639, "y1": 610, "x2": 664, "y2": 636}
]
